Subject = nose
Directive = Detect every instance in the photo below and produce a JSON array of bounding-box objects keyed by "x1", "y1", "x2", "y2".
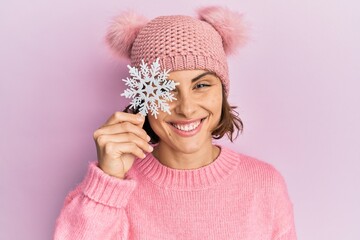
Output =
[{"x1": 173, "y1": 93, "x2": 197, "y2": 117}]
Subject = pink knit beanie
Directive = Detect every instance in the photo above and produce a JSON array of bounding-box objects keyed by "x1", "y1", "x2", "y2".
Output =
[{"x1": 106, "y1": 6, "x2": 247, "y2": 95}]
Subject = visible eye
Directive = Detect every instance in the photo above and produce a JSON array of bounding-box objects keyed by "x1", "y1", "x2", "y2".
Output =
[
  {"x1": 161, "y1": 88, "x2": 177, "y2": 93},
  {"x1": 194, "y1": 83, "x2": 211, "y2": 89}
]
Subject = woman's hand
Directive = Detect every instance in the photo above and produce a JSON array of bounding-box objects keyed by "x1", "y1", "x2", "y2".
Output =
[{"x1": 93, "y1": 112, "x2": 153, "y2": 179}]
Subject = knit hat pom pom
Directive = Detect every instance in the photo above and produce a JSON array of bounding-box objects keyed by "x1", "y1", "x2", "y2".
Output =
[
  {"x1": 197, "y1": 6, "x2": 248, "y2": 55},
  {"x1": 106, "y1": 11, "x2": 148, "y2": 58}
]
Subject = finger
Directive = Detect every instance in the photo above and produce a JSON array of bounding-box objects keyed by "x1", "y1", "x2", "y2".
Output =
[
  {"x1": 94, "y1": 121, "x2": 150, "y2": 142},
  {"x1": 104, "y1": 142, "x2": 147, "y2": 159},
  {"x1": 97, "y1": 133, "x2": 153, "y2": 153},
  {"x1": 134, "y1": 113, "x2": 146, "y2": 128},
  {"x1": 102, "y1": 111, "x2": 145, "y2": 127}
]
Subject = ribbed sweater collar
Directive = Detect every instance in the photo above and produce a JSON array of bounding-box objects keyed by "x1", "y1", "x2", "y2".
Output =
[{"x1": 132, "y1": 146, "x2": 240, "y2": 190}]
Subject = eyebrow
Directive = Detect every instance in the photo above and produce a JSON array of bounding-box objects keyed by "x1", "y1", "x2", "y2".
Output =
[{"x1": 191, "y1": 72, "x2": 217, "y2": 82}]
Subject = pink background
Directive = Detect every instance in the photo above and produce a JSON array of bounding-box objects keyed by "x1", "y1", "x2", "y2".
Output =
[{"x1": 1, "y1": 0, "x2": 359, "y2": 239}]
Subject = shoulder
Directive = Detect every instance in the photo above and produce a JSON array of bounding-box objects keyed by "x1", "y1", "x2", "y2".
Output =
[{"x1": 220, "y1": 146, "x2": 288, "y2": 189}]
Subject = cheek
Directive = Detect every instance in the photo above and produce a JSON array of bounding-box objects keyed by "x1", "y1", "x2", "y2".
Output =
[
  {"x1": 148, "y1": 116, "x2": 160, "y2": 132},
  {"x1": 208, "y1": 91, "x2": 223, "y2": 116},
  {"x1": 148, "y1": 114, "x2": 168, "y2": 136}
]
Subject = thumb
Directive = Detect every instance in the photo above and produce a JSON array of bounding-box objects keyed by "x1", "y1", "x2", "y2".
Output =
[{"x1": 135, "y1": 113, "x2": 146, "y2": 128}]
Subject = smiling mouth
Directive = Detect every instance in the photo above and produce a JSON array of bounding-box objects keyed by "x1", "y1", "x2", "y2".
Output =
[{"x1": 169, "y1": 118, "x2": 206, "y2": 132}]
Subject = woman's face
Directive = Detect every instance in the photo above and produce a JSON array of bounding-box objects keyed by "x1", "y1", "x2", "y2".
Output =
[{"x1": 148, "y1": 69, "x2": 223, "y2": 154}]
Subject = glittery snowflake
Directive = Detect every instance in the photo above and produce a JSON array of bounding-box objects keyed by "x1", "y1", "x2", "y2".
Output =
[{"x1": 121, "y1": 58, "x2": 179, "y2": 118}]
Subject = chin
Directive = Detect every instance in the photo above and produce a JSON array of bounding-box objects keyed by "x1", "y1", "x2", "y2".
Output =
[
  {"x1": 175, "y1": 143, "x2": 201, "y2": 154},
  {"x1": 170, "y1": 135, "x2": 210, "y2": 154}
]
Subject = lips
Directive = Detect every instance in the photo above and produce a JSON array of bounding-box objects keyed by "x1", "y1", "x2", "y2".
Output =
[
  {"x1": 171, "y1": 120, "x2": 201, "y2": 131},
  {"x1": 168, "y1": 118, "x2": 206, "y2": 136}
]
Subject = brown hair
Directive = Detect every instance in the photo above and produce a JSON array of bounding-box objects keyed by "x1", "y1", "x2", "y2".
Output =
[{"x1": 124, "y1": 86, "x2": 243, "y2": 144}]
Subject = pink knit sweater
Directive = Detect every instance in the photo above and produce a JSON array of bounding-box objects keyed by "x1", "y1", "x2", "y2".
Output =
[{"x1": 54, "y1": 146, "x2": 296, "y2": 239}]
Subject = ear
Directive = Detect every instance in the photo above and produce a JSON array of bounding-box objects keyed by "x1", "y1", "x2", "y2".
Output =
[
  {"x1": 105, "y1": 11, "x2": 148, "y2": 58},
  {"x1": 197, "y1": 6, "x2": 248, "y2": 55}
]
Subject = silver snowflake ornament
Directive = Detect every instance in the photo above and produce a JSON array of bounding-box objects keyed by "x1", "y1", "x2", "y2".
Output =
[{"x1": 121, "y1": 58, "x2": 179, "y2": 119}]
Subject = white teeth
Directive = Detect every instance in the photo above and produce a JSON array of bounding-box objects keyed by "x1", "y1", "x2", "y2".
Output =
[{"x1": 172, "y1": 121, "x2": 201, "y2": 132}]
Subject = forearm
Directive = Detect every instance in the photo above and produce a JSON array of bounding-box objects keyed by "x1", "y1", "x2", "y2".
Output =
[{"x1": 54, "y1": 162, "x2": 137, "y2": 240}]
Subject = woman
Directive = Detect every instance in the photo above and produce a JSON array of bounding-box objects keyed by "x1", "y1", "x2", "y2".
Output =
[{"x1": 54, "y1": 6, "x2": 296, "y2": 239}]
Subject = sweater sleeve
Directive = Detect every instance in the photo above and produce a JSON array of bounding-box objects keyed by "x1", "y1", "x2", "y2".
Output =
[
  {"x1": 53, "y1": 162, "x2": 137, "y2": 240},
  {"x1": 271, "y1": 170, "x2": 297, "y2": 240}
]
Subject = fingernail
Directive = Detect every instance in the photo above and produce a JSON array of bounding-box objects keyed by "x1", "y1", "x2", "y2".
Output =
[
  {"x1": 148, "y1": 145, "x2": 153, "y2": 152},
  {"x1": 147, "y1": 135, "x2": 151, "y2": 141}
]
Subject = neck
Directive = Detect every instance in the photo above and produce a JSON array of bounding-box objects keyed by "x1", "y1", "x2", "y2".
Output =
[{"x1": 153, "y1": 141, "x2": 220, "y2": 170}]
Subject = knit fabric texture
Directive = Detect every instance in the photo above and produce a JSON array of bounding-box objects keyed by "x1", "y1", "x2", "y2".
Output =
[
  {"x1": 54, "y1": 146, "x2": 296, "y2": 239},
  {"x1": 130, "y1": 15, "x2": 230, "y2": 94}
]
